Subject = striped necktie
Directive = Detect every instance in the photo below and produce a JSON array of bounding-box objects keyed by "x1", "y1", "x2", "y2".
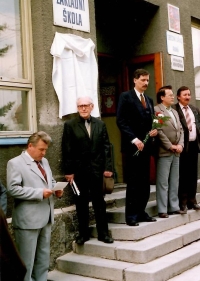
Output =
[
  {"x1": 35, "y1": 161, "x2": 48, "y2": 182},
  {"x1": 183, "y1": 106, "x2": 192, "y2": 131}
]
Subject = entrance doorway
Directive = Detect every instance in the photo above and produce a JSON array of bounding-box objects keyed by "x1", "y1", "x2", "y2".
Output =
[{"x1": 98, "y1": 52, "x2": 163, "y2": 183}]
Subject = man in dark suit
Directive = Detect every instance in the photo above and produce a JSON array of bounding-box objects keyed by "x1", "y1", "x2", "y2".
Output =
[
  {"x1": 62, "y1": 96, "x2": 114, "y2": 245},
  {"x1": 0, "y1": 179, "x2": 7, "y2": 215},
  {"x1": 0, "y1": 206, "x2": 26, "y2": 281},
  {"x1": 173, "y1": 86, "x2": 200, "y2": 211},
  {"x1": 116, "y1": 69, "x2": 157, "y2": 226}
]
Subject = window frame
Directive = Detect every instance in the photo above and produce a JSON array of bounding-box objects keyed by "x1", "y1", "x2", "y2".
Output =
[{"x1": 0, "y1": 0, "x2": 37, "y2": 139}]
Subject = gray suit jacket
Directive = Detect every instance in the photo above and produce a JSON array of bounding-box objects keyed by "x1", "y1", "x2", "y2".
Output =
[
  {"x1": 154, "y1": 104, "x2": 184, "y2": 157},
  {"x1": 7, "y1": 152, "x2": 56, "y2": 229}
]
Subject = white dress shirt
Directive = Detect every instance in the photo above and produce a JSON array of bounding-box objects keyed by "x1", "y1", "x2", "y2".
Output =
[
  {"x1": 166, "y1": 106, "x2": 177, "y2": 129},
  {"x1": 179, "y1": 103, "x2": 196, "y2": 141}
]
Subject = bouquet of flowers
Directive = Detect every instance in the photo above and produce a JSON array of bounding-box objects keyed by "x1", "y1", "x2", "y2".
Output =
[{"x1": 134, "y1": 112, "x2": 171, "y2": 156}]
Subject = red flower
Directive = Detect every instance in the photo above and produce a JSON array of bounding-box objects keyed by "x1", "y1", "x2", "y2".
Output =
[
  {"x1": 155, "y1": 112, "x2": 161, "y2": 116},
  {"x1": 159, "y1": 119, "x2": 164, "y2": 124}
]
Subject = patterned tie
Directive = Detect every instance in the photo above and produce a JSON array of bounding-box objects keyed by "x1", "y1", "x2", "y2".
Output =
[
  {"x1": 183, "y1": 106, "x2": 192, "y2": 131},
  {"x1": 35, "y1": 161, "x2": 48, "y2": 182},
  {"x1": 140, "y1": 94, "x2": 146, "y2": 108}
]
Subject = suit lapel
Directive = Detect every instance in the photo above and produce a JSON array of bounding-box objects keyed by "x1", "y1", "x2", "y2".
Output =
[
  {"x1": 176, "y1": 103, "x2": 187, "y2": 129},
  {"x1": 158, "y1": 104, "x2": 177, "y2": 129},
  {"x1": 90, "y1": 117, "x2": 96, "y2": 139},
  {"x1": 144, "y1": 94, "x2": 154, "y2": 114},
  {"x1": 21, "y1": 152, "x2": 47, "y2": 183}
]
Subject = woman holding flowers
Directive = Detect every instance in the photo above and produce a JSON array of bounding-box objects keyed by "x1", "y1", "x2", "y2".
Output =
[{"x1": 154, "y1": 86, "x2": 186, "y2": 218}]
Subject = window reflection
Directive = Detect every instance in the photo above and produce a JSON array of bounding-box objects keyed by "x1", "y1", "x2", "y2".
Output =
[
  {"x1": 0, "y1": 89, "x2": 28, "y2": 131},
  {"x1": 0, "y1": 0, "x2": 23, "y2": 78}
]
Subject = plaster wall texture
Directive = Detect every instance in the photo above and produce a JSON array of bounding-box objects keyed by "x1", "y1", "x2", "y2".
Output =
[{"x1": 1, "y1": 0, "x2": 97, "y2": 216}]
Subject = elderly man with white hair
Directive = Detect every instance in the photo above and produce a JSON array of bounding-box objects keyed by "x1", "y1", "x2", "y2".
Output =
[{"x1": 62, "y1": 96, "x2": 114, "y2": 244}]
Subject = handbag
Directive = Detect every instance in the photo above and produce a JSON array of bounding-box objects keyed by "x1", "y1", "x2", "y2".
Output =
[{"x1": 103, "y1": 176, "x2": 114, "y2": 194}]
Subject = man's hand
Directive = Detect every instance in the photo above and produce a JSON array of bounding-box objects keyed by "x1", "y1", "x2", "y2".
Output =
[
  {"x1": 43, "y1": 188, "x2": 53, "y2": 198},
  {"x1": 54, "y1": 190, "x2": 64, "y2": 198},
  {"x1": 169, "y1": 145, "x2": 177, "y2": 152},
  {"x1": 134, "y1": 139, "x2": 144, "y2": 151},
  {"x1": 149, "y1": 129, "x2": 157, "y2": 137},
  {"x1": 65, "y1": 174, "x2": 74, "y2": 184},
  {"x1": 104, "y1": 171, "x2": 113, "y2": 177},
  {"x1": 176, "y1": 144, "x2": 183, "y2": 154}
]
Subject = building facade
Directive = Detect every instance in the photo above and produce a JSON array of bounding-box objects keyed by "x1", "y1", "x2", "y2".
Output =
[{"x1": 1, "y1": 0, "x2": 200, "y2": 266}]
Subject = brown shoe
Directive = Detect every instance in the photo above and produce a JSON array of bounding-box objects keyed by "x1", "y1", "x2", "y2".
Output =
[
  {"x1": 159, "y1": 213, "x2": 169, "y2": 218},
  {"x1": 168, "y1": 210, "x2": 187, "y2": 215}
]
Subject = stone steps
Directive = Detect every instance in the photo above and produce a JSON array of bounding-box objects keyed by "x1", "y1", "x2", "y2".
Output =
[
  {"x1": 106, "y1": 192, "x2": 200, "y2": 224},
  {"x1": 108, "y1": 212, "x2": 200, "y2": 241},
  {"x1": 53, "y1": 240, "x2": 200, "y2": 281},
  {"x1": 104, "y1": 184, "x2": 156, "y2": 209},
  {"x1": 48, "y1": 187, "x2": 200, "y2": 281},
  {"x1": 168, "y1": 264, "x2": 200, "y2": 281},
  {"x1": 73, "y1": 219, "x2": 200, "y2": 263},
  {"x1": 48, "y1": 270, "x2": 106, "y2": 281}
]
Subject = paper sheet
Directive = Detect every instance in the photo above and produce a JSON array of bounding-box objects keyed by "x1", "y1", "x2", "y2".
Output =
[{"x1": 52, "y1": 182, "x2": 68, "y2": 191}]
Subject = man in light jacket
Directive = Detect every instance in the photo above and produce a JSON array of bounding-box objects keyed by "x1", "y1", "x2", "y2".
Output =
[{"x1": 154, "y1": 86, "x2": 186, "y2": 218}]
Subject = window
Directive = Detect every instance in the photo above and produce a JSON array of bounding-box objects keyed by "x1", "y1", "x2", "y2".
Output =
[
  {"x1": 0, "y1": 0, "x2": 36, "y2": 137},
  {"x1": 191, "y1": 23, "x2": 200, "y2": 100}
]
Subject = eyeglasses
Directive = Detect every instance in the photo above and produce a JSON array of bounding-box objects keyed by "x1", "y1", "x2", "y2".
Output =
[
  {"x1": 77, "y1": 104, "x2": 91, "y2": 109},
  {"x1": 165, "y1": 94, "x2": 174, "y2": 98}
]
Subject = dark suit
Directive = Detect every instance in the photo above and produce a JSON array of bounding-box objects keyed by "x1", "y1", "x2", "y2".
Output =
[
  {"x1": 0, "y1": 180, "x2": 7, "y2": 215},
  {"x1": 62, "y1": 115, "x2": 112, "y2": 238},
  {"x1": 117, "y1": 90, "x2": 155, "y2": 222},
  {"x1": 0, "y1": 207, "x2": 26, "y2": 281},
  {"x1": 173, "y1": 103, "x2": 200, "y2": 209}
]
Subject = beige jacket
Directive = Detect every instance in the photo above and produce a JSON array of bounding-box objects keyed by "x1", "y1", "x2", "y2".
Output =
[{"x1": 154, "y1": 103, "x2": 184, "y2": 157}]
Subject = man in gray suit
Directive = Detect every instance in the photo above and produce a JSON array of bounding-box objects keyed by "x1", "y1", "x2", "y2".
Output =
[
  {"x1": 7, "y1": 131, "x2": 63, "y2": 281},
  {"x1": 154, "y1": 86, "x2": 186, "y2": 218}
]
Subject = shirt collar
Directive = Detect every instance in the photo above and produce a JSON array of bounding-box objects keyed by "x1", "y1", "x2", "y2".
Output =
[
  {"x1": 179, "y1": 102, "x2": 189, "y2": 110},
  {"x1": 166, "y1": 106, "x2": 172, "y2": 111},
  {"x1": 25, "y1": 150, "x2": 35, "y2": 162},
  {"x1": 79, "y1": 115, "x2": 91, "y2": 123},
  {"x1": 134, "y1": 88, "x2": 144, "y2": 99}
]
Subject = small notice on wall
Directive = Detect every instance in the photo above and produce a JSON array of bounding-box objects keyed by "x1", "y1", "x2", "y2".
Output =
[
  {"x1": 52, "y1": 0, "x2": 90, "y2": 32},
  {"x1": 166, "y1": 31, "x2": 184, "y2": 57},
  {"x1": 171, "y1": 55, "x2": 184, "y2": 71}
]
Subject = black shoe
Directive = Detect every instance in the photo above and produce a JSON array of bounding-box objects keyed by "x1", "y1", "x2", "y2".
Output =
[
  {"x1": 126, "y1": 219, "x2": 139, "y2": 226},
  {"x1": 98, "y1": 235, "x2": 114, "y2": 243},
  {"x1": 168, "y1": 210, "x2": 187, "y2": 215},
  {"x1": 75, "y1": 235, "x2": 90, "y2": 245},
  {"x1": 180, "y1": 205, "x2": 188, "y2": 212},
  {"x1": 145, "y1": 216, "x2": 157, "y2": 222}
]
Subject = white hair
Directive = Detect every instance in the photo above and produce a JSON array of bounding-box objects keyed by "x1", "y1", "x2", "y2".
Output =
[{"x1": 76, "y1": 96, "x2": 93, "y2": 105}]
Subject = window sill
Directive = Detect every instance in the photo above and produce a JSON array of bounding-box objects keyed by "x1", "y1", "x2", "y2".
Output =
[{"x1": 0, "y1": 137, "x2": 28, "y2": 145}]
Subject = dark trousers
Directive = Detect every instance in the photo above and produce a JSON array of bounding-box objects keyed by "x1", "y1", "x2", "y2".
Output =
[
  {"x1": 179, "y1": 141, "x2": 199, "y2": 209},
  {"x1": 125, "y1": 149, "x2": 151, "y2": 222},
  {"x1": 75, "y1": 176, "x2": 108, "y2": 238}
]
